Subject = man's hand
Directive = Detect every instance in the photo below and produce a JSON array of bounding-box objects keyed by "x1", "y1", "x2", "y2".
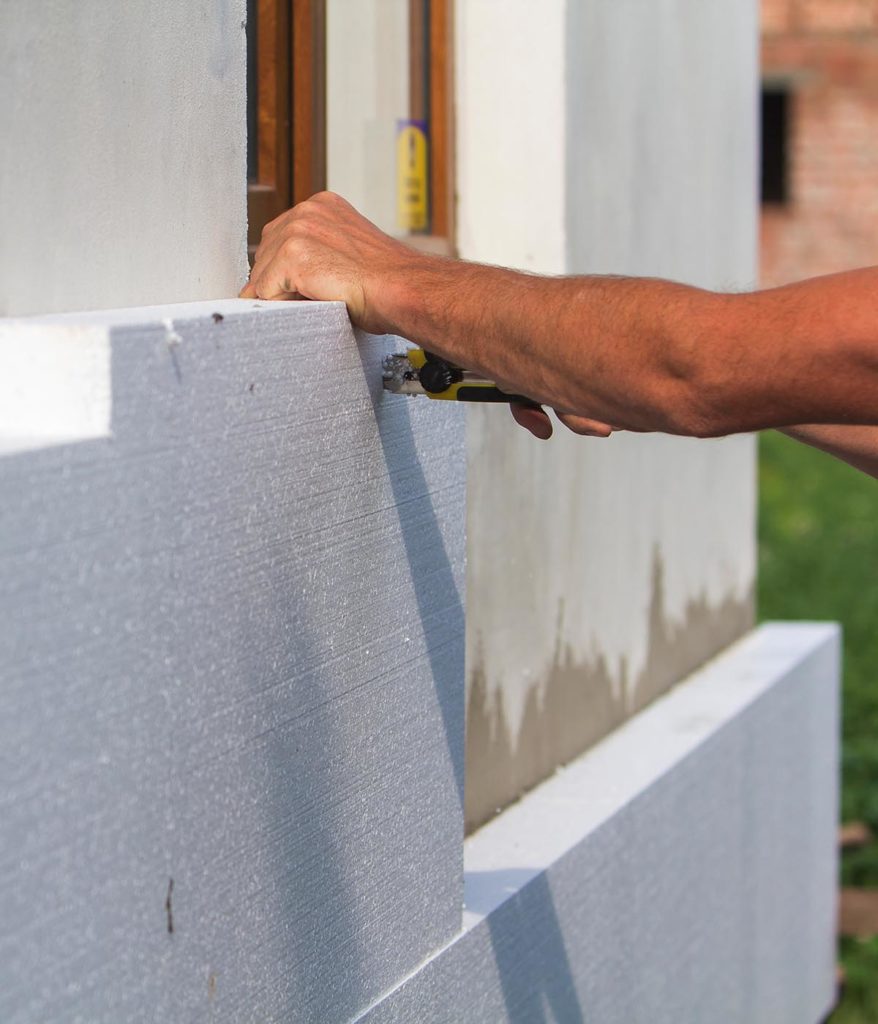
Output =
[
  {"x1": 240, "y1": 194, "x2": 878, "y2": 462},
  {"x1": 510, "y1": 405, "x2": 613, "y2": 440},
  {"x1": 240, "y1": 191, "x2": 419, "y2": 335},
  {"x1": 241, "y1": 193, "x2": 613, "y2": 441}
]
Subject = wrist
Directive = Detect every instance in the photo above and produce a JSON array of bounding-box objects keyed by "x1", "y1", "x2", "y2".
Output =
[{"x1": 369, "y1": 247, "x2": 451, "y2": 341}]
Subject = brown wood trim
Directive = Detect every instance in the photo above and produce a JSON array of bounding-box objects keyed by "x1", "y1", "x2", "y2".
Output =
[
  {"x1": 292, "y1": 0, "x2": 327, "y2": 205},
  {"x1": 257, "y1": 0, "x2": 290, "y2": 200},
  {"x1": 429, "y1": 0, "x2": 454, "y2": 246},
  {"x1": 409, "y1": 0, "x2": 428, "y2": 123},
  {"x1": 247, "y1": 0, "x2": 292, "y2": 250}
]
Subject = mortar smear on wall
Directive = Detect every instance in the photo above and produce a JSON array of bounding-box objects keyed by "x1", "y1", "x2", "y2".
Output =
[{"x1": 465, "y1": 548, "x2": 754, "y2": 833}]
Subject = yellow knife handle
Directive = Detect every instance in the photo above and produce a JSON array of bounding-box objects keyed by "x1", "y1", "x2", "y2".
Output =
[{"x1": 408, "y1": 349, "x2": 540, "y2": 406}]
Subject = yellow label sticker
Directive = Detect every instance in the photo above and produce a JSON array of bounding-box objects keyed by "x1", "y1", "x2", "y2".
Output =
[{"x1": 397, "y1": 120, "x2": 429, "y2": 233}]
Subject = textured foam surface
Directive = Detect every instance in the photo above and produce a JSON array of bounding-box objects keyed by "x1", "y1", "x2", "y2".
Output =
[
  {"x1": 0, "y1": 300, "x2": 465, "y2": 1023},
  {"x1": 360, "y1": 624, "x2": 839, "y2": 1024}
]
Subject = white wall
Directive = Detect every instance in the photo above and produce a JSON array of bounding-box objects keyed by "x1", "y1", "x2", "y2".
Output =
[
  {"x1": 0, "y1": 1, "x2": 248, "y2": 316},
  {"x1": 457, "y1": 0, "x2": 760, "y2": 829},
  {"x1": 454, "y1": 1, "x2": 568, "y2": 274},
  {"x1": 326, "y1": 0, "x2": 410, "y2": 236}
]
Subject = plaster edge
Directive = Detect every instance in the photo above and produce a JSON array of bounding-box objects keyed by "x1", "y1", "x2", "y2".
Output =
[
  {"x1": 8, "y1": 297, "x2": 346, "y2": 328},
  {"x1": 0, "y1": 299, "x2": 355, "y2": 454}
]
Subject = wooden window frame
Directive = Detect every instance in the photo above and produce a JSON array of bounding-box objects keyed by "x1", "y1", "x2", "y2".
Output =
[
  {"x1": 427, "y1": 0, "x2": 456, "y2": 252},
  {"x1": 407, "y1": 0, "x2": 455, "y2": 254},
  {"x1": 248, "y1": 0, "x2": 327, "y2": 257},
  {"x1": 248, "y1": 0, "x2": 453, "y2": 258},
  {"x1": 292, "y1": 0, "x2": 327, "y2": 207}
]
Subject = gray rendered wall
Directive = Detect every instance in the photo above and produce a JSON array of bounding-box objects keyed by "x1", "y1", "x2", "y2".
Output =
[
  {"x1": 458, "y1": 0, "x2": 760, "y2": 830},
  {"x1": 0, "y1": 0, "x2": 248, "y2": 316}
]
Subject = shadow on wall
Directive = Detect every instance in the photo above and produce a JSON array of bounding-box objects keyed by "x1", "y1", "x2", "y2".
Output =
[
  {"x1": 0, "y1": 339, "x2": 372, "y2": 1020},
  {"x1": 356, "y1": 330, "x2": 466, "y2": 808},
  {"x1": 467, "y1": 869, "x2": 586, "y2": 1023},
  {"x1": 0, "y1": 316, "x2": 465, "y2": 1022}
]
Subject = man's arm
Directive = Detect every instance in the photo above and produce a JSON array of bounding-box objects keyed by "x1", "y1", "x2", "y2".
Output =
[
  {"x1": 241, "y1": 192, "x2": 878, "y2": 440},
  {"x1": 779, "y1": 425, "x2": 878, "y2": 478}
]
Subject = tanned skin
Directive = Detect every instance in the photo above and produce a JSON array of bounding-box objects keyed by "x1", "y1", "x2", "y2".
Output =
[{"x1": 240, "y1": 192, "x2": 878, "y2": 477}]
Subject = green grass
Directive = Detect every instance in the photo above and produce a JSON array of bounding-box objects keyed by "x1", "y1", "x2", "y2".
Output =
[
  {"x1": 835, "y1": 938, "x2": 878, "y2": 1023},
  {"x1": 758, "y1": 431, "x2": 878, "y2": 1021}
]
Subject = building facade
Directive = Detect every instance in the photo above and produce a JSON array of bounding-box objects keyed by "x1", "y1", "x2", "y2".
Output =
[
  {"x1": 762, "y1": 0, "x2": 878, "y2": 284},
  {"x1": 0, "y1": 2, "x2": 839, "y2": 1020}
]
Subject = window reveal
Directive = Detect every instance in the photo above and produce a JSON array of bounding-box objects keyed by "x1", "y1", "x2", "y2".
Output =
[{"x1": 247, "y1": 0, "x2": 452, "y2": 259}]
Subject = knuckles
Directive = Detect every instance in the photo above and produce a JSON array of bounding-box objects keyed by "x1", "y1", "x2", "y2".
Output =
[
  {"x1": 280, "y1": 235, "x2": 302, "y2": 259},
  {"x1": 263, "y1": 192, "x2": 353, "y2": 248},
  {"x1": 311, "y1": 190, "x2": 343, "y2": 207},
  {"x1": 254, "y1": 192, "x2": 353, "y2": 292}
]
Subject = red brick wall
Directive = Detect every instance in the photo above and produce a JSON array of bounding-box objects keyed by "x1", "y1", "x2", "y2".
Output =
[{"x1": 761, "y1": 0, "x2": 878, "y2": 285}]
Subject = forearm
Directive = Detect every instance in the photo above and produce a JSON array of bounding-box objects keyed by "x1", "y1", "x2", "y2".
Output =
[
  {"x1": 379, "y1": 258, "x2": 878, "y2": 435},
  {"x1": 244, "y1": 195, "x2": 878, "y2": 437},
  {"x1": 381, "y1": 257, "x2": 726, "y2": 434},
  {"x1": 780, "y1": 424, "x2": 878, "y2": 479}
]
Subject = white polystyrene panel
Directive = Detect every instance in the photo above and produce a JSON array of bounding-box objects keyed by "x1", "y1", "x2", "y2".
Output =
[
  {"x1": 0, "y1": 300, "x2": 465, "y2": 1023},
  {"x1": 359, "y1": 623, "x2": 839, "y2": 1024},
  {"x1": 0, "y1": 323, "x2": 111, "y2": 453}
]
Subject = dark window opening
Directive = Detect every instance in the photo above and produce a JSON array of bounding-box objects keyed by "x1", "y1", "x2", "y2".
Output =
[
  {"x1": 761, "y1": 86, "x2": 790, "y2": 205},
  {"x1": 246, "y1": 0, "x2": 259, "y2": 183}
]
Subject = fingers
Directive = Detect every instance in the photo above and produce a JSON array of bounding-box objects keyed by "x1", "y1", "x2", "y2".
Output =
[
  {"x1": 240, "y1": 193, "x2": 343, "y2": 301},
  {"x1": 239, "y1": 277, "x2": 299, "y2": 301},
  {"x1": 556, "y1": 413, "x2": 613, "y2": 437},
  {"x1": 242, "y1": 257, "x2": 297, "y2": 301},
  {"x1": 239, "y1": 203, "x2": 307, "y2": 300},
  {"x1": 246, "y1": 235, "x2": 297, "y2": 299},
  {"x1": 238, "y1": 192, "x2": 400, "y2": 330},
  {"x1": 509, "y1": 405, "x2": 614, "y2": 440},
  {"x1": 510, "y1": 404, "x2": 554, "y2": 440},
  {"x1": 252, "y1": 276, "x2": 300, "y2": 300}
]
